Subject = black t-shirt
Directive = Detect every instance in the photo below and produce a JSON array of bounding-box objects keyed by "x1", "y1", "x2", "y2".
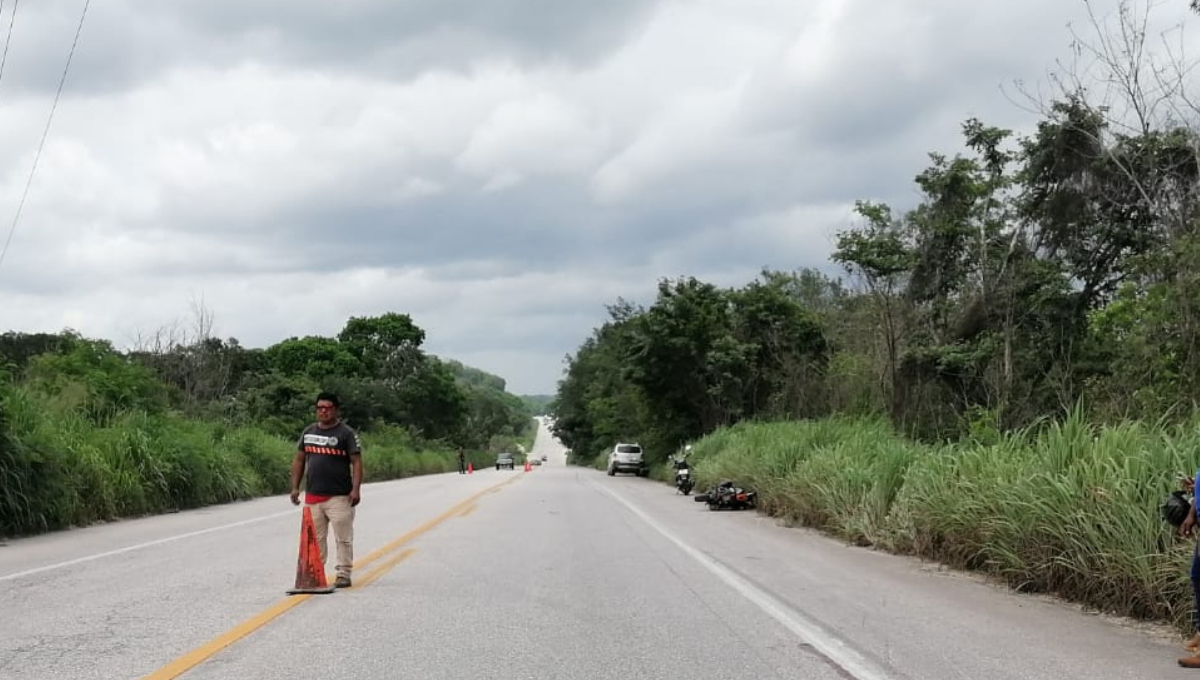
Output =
[{"x1": 297, "y1": 421, "x2": 362, "y2": 496}]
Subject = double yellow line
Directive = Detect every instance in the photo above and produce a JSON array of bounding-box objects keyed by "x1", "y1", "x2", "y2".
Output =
[{"x1": 142, "y1": 475, "x2": 521, "y2": 680}]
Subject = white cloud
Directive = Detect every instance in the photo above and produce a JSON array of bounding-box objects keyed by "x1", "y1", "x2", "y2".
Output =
[{"x1": 457, "y1": 91, "x2": 611, "y2": 184}]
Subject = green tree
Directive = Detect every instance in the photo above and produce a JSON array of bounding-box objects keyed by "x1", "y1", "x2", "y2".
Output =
[
  {"x1": 338, "y1": 313, "x2": 425, "y2": 380},
  {"x1": 553, "y1": 302, "x2": 647, "y2": 462},
  {"x1": 625, "y1": 278, "x2": 743, "y2": 442},
  {"x1": 394, "y1": 357, "x2": 468, "y2": 441},
  {"x1": 442, "y1": 359, "x2": 508, "y2": 392},
  {"x1": 26, "y1": 338, "x2": 168, "y2": 423},
  {"x1": 833, "y1": 201, "x2": 914, "y2": 419},
  {"x1": 519, "y1": 394, "x2": 554, "y2": 415},
  {"x1": 1019, "y1": 98, "x2": 1162, "y2": 315},
  {"x1": 0, "y1": 331, "x2": 75, "y2": 371},
  {"x1": 265, "y1": 336, "x2": 362, "y2": 381},
  {"x1": 729, "y1": 279, "x2": 829, "y2": 418}
]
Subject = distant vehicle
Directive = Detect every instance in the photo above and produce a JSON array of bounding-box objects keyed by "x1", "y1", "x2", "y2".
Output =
[
  {"x1": 496, "y1": 452, "x2": 515, "y2": 470},
  {"x1": 541, "y1": 455, "x2": 548, "y2": 462},
  {"x1": 607, "y1": 443, "x2": 646, "y2": 476}
]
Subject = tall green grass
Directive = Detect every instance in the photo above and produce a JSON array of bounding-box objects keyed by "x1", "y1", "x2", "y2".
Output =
[
  {"x1": 690, "y1": 417, "x2": 917, "y2": 546},
  {"x1": 0, "y1": 385, "x2": 469, "y2": 538},
  {"x1": 0, "y1": 384, "x2": 294, "y2": 535},
  {"x1": 683, "y1": 411, "x2": 1198, "y2": 630}
]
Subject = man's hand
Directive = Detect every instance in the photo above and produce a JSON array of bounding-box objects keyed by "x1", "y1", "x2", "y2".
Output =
[
  {"x1": 290, "y1": 490, "x2": 301, "y2": 506},
  {"x1": 349, "y1": 488, "x2": 361, "y2": 507},
  {"x1": 1183, "y1": 510, "x2": 1197, "y2": 538},
  {"x1": 1183, "y1": 476, "x2": 1196, "y2": 493}
]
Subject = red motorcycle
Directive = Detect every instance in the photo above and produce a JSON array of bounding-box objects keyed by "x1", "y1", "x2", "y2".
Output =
[{"x1": 694, "y1": 480, "x2": 757, "y2": 511}]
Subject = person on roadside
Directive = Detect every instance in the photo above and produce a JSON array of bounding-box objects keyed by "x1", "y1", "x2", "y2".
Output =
[
  {"x1": 1178, "y1": 473, "x2": 1200, "y2": 668},
  {"x1": 290, "y1": 391, "x2": 363, "y2": 589},
  {"x1": 457, "y1": 448, "x2": 467, "y2": 474}
]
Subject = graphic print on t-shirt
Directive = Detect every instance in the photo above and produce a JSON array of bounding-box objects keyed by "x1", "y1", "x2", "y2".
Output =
[{"x1": 303, "y1": 433, "x2": 345, "y2": 454}]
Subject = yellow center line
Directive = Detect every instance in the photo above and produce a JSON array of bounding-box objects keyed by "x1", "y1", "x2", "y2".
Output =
[
  {"x1": 140, "y1": 475, "x2": 521, "y2": 680},
  {"x1": 140, "y1": 596, "x2": 309, "y2": 680},
  {"x1": 354, "y1": 548, "x2": 418, "y2": 589},
  {"x1": 354, "y1": 474, "x2": 520, "y2": 570}
]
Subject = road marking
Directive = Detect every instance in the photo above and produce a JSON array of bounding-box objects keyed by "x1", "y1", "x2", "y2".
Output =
[
  {"x1": 354, "y1": 548, "x2": 417, "y2": 588},
  {"x1": 0, "y1": 510, "x2": 297, "y2": 582},
  {"x1": 352, "y1": 475, "x2": 519, "y2": 570},
  {"x1": 140, "y1": 596, "x2": 310, "y2": 680},
  {"x1": 141, "y1": 476, "x2": 520, "y2": 680},
  {"x1": 595, "y1": 483, "x2": 897, "y2": 680}
]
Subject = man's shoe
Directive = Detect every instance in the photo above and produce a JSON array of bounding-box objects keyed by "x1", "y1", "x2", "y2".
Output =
[
  {"x1": 1179, "y1": 654, "x2": 1200, "y2": 668},
  {"x1": 334, "y1": 576, "x2": 352, "y2": 589}
]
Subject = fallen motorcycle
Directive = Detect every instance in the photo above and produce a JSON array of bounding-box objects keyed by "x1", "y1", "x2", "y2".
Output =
[{"x1": 693, "y1": 480, "x2": 757, "y2": 511}]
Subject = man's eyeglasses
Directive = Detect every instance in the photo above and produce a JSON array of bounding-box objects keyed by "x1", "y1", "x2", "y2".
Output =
[{"x1": 316, "y1": 405, "x2": 334, "y2": 411}]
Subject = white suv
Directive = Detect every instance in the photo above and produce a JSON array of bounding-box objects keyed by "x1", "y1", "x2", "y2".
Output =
[{"x1": 607, "y1": 443, "x2": 646, "y2": 476}]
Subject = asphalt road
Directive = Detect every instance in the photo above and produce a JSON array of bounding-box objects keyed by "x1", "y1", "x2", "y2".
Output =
[{"x1": 0, "y1": 418, "x2": 1190, "y2": 679}]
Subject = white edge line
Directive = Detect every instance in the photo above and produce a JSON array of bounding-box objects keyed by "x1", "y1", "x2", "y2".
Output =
[
  {"x1": 0, "y1": 509, "x2": 297, "y2": 582},
  {"x1": 596, "y1": 483, "x2": 895, "y2": 680}
]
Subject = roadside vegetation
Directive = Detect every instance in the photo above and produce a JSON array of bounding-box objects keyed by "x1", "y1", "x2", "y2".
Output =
[
  {"x1": 0, "y1": 311, "x2": 534, "y2": 538},
  {"x1": 552, "y1": 1, "x2": 1200, "y2": 632},
  {"x1": 670, "y1": 414, "x2": 1194, "y2": 629}
]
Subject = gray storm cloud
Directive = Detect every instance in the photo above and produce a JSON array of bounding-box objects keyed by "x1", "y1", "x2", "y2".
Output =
[{"x1": 0, "y1": 0, "x2": 1195, "y2": 393}]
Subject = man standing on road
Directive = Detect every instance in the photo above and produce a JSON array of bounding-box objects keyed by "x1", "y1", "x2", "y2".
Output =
[
  {"x1": 457, "y1": 448, "x2": 467, "y2": 474},
  {"x1": 290, "y1": 392, "x2": 363, "y2": 589}
]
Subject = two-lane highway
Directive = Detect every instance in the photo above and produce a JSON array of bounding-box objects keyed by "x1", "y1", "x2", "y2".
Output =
[{"x1": 0, "y1": 420, "x2": 1188, "y2": 679}]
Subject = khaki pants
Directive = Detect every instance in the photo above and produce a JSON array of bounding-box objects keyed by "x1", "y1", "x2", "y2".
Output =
[{"x1": 308, "y1": 496, "x2": 355, "y2": 578}]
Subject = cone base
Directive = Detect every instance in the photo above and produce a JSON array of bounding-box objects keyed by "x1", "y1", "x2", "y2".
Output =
[{"x1": 286, "y1": 585, "x2": 337, "y2": 595}]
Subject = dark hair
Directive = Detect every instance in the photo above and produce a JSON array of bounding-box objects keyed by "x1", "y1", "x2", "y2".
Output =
[{"x1": 316, "y1": 391, "x2": 340, "y2": 408}]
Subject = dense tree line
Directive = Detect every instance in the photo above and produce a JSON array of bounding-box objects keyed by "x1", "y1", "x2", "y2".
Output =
[
  {"x1": 552, "y1": 276, "x2": 830, "y2": 465},
  {"x1": 0, "y1": 312, "x2": 534, "y2": 536},
  {"x1": 0, "y1": 311, "x2": 532, "y2": 450},
  {"x1": 554, "y1": 0, "x2": 1200, "y2": 461}
]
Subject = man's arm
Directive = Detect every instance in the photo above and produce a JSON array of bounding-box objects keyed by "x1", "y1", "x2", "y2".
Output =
[
  {"x1": 349, "y1": 454, "x2": 363, "y2": 506},
  {"x1": 289, "y1": 449, "x2": 306, "y2": 505}
]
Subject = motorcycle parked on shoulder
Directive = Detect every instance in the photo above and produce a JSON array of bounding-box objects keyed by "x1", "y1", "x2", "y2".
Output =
[
  {"x1": 674, "y1": 461, "x2": 695, "y2": 495},
  {"x1": 672, "y1": 446, "x2": 696, "y2": 495}
]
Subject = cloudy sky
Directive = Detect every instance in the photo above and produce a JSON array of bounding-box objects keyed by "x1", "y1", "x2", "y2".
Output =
[{"x1": 0, "y1": 0, "x2": 1196, "y2": 395}]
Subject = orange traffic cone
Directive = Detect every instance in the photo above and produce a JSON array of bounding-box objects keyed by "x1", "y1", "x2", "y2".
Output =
[
  {"x1": 468, "y1": 462, "x2": 473, "y2": 474},
  {"x1": 524, "y1": 460, "x2": 531, "y2": 472},
  {"x1": 286, "y1": 506, "x2": 336, "y2": 595}
]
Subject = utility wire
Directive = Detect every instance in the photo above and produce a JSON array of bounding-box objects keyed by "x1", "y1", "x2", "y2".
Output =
[
  {"x1": 0, "y1": 0, "x2": 89, "y2": 274},
  {"x1": 0, "y1": 0, "x2": 20, "y2": 100}
]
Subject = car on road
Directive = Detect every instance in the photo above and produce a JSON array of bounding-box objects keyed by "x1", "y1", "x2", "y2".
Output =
[
  {"x1": 496, "y1": 452, "x2": 515, "y2": 470},
  {"x1": 607, "y1": 443, "x2": 646, "y2": 476}
]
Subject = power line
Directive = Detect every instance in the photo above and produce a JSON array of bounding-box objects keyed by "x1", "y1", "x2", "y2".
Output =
[
  {"x1": 0, "y1": 0, "x2": 90, "y2": 275},
  {"x1": 0, "y1": 0, "x2": 21, "y2": 100}
]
